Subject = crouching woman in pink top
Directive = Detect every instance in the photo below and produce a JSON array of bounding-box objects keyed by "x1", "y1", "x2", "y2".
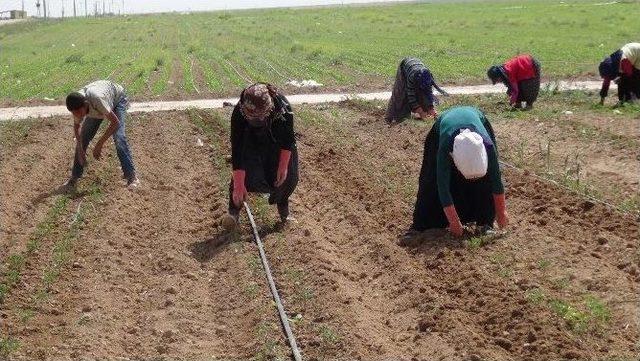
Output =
[{"x1": 487, "y1": 54, "x2": 541, "y2": 110}]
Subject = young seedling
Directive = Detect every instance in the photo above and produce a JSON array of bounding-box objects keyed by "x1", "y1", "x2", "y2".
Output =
[
  {"x1": 525, "y1": 287, "x2": 546, "y2": 304},
  {"x1": 0, "y1": 338, "x2": 20, "y2": 357},
  {"x1": 549, "y1": 299, "x2": 590, "y2": 333},
  {"x1": 537, "y1": 259, "x2": 551, "y2": 271},
  {"x1": 318, "y1": 324, "x2": 339, "y2": 344}
]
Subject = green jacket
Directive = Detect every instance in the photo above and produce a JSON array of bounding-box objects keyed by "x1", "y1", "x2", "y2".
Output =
[{"x1": 437, "y1": 106, "x2": 504, "y2": 206}]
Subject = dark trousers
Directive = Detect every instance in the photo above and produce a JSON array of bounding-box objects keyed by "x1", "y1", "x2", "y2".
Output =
[
  {"x1": 228, "y1": 147, "x2": 299, "y2": 214},
  {"x1": 618, "y1": 68, "x2": 640, "y2": 102},
  {"x1": 412, "y1": 121, "x2": 495, "y2": 231},
  {"x1": 72, "y1": 96, "x2": 136, "y2": 179},
  {"x1": 516, "y1": 58, "x2": 541, "y2": 106}
]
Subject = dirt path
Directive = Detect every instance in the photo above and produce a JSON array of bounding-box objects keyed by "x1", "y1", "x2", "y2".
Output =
[
  {"x1": 0, "y1": 80, "x2": 608, "y2": 121},
  {"x1": 0, "y1": 19, "x2": 28, "y2": 27}
]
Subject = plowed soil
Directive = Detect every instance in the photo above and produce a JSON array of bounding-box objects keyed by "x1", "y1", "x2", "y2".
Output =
[{"x1": 1, "y1": 98, "x2": 638, "y2": 361}]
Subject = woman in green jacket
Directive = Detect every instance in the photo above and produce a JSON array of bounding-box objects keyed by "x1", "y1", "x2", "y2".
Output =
[{"x1": 412, "y1": 106, "x2": 509, "y2": 236}]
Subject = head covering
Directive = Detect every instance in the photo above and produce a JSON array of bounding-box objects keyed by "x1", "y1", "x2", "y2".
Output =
[
  {"x1": 599, "y1": 50, "x2": 623, "y2": 79},
  {"x1": 487, "y1": 66, "x2": 504, "y2": 85},
  {"x1": 416, "y1": 69, "x2": 437, "y2": 105},
  {"x1": 240, "y1": 83, "x2": 274, "y2": 122},
  {"x1": 599, "y1": 57, "x2": 616, "y2": 79},
  {"x1": 452, "y1": 129, "x2": 488, "y2": 180}
]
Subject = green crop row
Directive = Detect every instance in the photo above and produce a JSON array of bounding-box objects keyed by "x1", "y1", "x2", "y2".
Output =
[{"x1": 0, "y1": 0, "x2": 638, "y2": 103}]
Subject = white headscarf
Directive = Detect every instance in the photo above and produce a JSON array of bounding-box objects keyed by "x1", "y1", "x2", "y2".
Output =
[{"x1": 451, "y1": 129, "x2": 488, "y2": 180}]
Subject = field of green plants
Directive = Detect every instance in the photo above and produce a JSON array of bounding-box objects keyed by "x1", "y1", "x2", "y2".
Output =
[{"x1": 0, "y1": 0, "x2": 638, "y2": 103}]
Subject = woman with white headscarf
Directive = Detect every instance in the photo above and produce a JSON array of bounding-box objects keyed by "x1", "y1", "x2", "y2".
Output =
[
  {"x1": 412, "y1": 106, "x2": 508, "y2": 236},
  {"x1": 598, "y1": 42, "x2": 640, "y2": 105}
]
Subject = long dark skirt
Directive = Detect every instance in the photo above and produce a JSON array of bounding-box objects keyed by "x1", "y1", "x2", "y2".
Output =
[
  {"x1": 412, "y1": 120, "x2": 495, "y2": 231},
  {"x1": 385, "y1": 60, "x2": 431, "y2": 123},
  {"x1": 516, "y1": 58, "x2": 541, "y2": 105},
  {"x1": 228, "y1": 131, "x2": 299, "y2": 214},
  {"x1": 618, "y1": 68, "x2": 640, "y2": 102}
]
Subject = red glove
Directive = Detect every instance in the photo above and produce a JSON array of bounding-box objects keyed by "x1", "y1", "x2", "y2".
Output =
[
  {"x1": 232, "y1": 170, "x2": 247, "y2": 207},
  {"x1": 443, "y1": 205, "x2": 463, "y2": 237},
  {"x1": 493, "y1": 193, "x2": 509, "y2": 229},
  {"x1": 621, "y1": 59, "x2": 634, "y2": 77},
  {"x1": 275, "y1": 149, "x2": 291, "y2": 187}
]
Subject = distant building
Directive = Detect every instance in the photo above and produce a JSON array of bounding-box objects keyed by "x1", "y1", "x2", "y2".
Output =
[{"x1": 10, "y1": 10, "x2": 27, "y2": 19}]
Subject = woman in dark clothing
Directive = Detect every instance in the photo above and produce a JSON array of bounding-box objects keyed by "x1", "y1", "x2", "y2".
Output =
[
  {"x1": 385, "y1": 57, "x2": 448, "y2": 123},
  {"x1": 487, "y1": 54, "x2": 541, "y2": 110},
  {"x1": 222, "y1": 83, "x2": 299, "y2": 229},
  {"x1": 412, "y1": 106, "x2": 509, "y2": 236},
  {"x1": 598, "y1": 43, "x2": 640, "y2": 105}
]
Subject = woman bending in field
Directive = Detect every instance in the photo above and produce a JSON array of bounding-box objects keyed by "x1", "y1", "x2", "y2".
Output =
[
  {"x1": 599, "y1": 42, "x2": 640, "y2": 106},
  {"x1": 411, "y1": 106, "x2": 509, "y2": 237},
  {"x1": 385, "y1": 57, "x2": 448, "y2": 123},
  {"x1": 487, "y1": 54, "x2": 541, "y2": 110},
  {"x1": 222, "y1": 83, "x2": 299, "y2": 230}
]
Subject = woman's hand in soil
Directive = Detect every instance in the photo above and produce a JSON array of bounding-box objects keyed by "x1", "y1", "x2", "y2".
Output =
[
  {"x1": 232, "y1": 170, "x2": 248, "y2": 207},
  {"x1": 233, "y1": 185, "x2": 247, "y2": 208},
  {"x1": 496, "y1": 211, "x2": 509, "y2": 229},
  {"x1": 443, "y1": 205, "x2": 463, "y2": 237},
  {"x1": 413, "y1": 107, "x2": 429, "y2": 119},
  {"x1": 493, "y1": 193, "x2": 508, "y2": 229},
  {"x1": 448, "y1": 221, "x2": 464, "y2": 237}
]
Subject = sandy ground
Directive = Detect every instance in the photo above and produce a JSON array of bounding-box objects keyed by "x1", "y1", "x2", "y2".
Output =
[
  {"x1": 0, "y1": 100, "x2": 637, "y2": 360},
  {"x1": 0, "y1": 80, "x2": 608, "y2": 121}
]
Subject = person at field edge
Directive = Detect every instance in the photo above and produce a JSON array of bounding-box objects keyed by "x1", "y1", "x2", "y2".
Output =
[
  {"x1": 63, "y1": 80, "x2": 139, "y2": 190},
  {"x1": 487, "y1": 54, "x2": 541, "y2": 110},
  {"x1": 385, "y1": 57, "x2": 448, "y2": 123},
  {"x1": 598, "y1": 42, "x2": 640, "y2": 105},
  {"x1": 222, "y1": 83, "x2": 299, "y2": 230},
  {"x1": 411, "y1": 106, "x2": 508, "y2": 236}
]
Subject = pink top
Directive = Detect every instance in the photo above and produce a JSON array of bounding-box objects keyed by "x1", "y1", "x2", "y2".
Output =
[{"x1": 504, "y1": 54, "x2": 537, "y2": 104}]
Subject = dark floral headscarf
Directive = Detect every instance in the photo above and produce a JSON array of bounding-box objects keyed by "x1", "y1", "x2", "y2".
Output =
[{"x1": 240, "y1": 83, "x2": 275, "y2": 123}]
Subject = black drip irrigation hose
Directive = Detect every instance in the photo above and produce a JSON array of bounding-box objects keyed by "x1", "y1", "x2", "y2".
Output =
[{"x1": 243, "y1": 202, "x2": 303, "y2": 361}]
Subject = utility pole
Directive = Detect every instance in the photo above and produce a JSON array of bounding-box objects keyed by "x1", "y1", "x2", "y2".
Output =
[
  {"x1": 21, "y1": 0, "x2": 24, "y2": 12},
  {"x1": 61, "y1": 1, "x2": 65, "y2": 19},
  {"x1": 85, "y1": 0, "x2": 88, "y2": 17},
  {"x1": 73, "y1": 0, "x2": 77, "y2": 17},
  {"x1": 122, "y1": 0, "x2": 124, "y2": 15},
  {"x1": 43, "y1": 0, "x2": 47, "y2": 19}
]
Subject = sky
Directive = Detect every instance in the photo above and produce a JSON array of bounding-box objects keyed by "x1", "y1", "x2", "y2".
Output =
[{"x1": 0, "y1": 0, "x2": 410, "y2": 17}]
